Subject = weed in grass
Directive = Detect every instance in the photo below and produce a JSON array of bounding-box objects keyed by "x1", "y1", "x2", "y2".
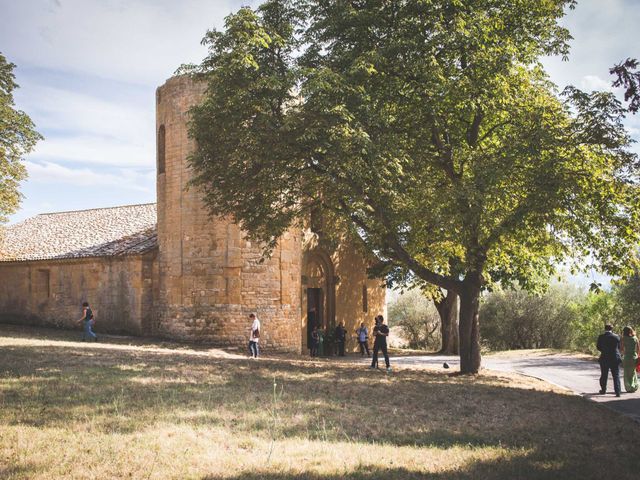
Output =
[{"x1": 266, "y1": 376, "x2": 284, "y2": 463}]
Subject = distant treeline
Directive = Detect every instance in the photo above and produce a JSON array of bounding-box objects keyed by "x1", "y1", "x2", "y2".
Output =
[
  {"x1": 388, "y1": 275, "x2": 640, "y2": 354},
  {"x1": 481, "y1": 276, "x2": 640, "y2": 354}
]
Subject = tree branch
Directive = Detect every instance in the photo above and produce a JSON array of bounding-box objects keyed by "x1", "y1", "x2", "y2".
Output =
[{"x1": 466, "y1": 109, "x2": 484, "y2": 147}]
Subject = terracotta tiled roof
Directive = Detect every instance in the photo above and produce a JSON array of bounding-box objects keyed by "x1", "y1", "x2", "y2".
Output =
[{"x1": 0, "y1": 203, "x2": 157, "y2": 262}]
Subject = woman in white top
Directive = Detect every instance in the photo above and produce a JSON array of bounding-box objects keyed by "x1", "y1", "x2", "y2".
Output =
[{"x1": 248, "y1": 313, "x2": 261, "y2": 358}]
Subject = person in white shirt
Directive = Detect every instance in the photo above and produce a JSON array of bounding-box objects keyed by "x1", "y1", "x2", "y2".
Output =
[{"x1": 248, "y1": 313, "x2": 261, "y2": 358}]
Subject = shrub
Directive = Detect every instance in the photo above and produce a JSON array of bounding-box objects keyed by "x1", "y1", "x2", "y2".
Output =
[
  {"x1": 480, "y1": 285, "x2": 581, "y2": 351},
  {"x1": 388, "y1": 289, "x2": 440, "y2": 350},
  {"x1": 615, "y1": 273, "x2": 640, "y2": 325},
  {"x1": 570, "y1": 290, "x2": 621, "y2": 355}
]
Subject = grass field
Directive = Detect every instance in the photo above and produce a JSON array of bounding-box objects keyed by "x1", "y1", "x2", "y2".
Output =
[{"x1": 1, "y1": 325, "x2": 639, "y2": 479}]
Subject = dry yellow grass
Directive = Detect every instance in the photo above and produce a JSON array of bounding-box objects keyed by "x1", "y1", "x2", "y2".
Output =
[{"x1": 1, "y1": 325, "x2": 639, "y2": 479}]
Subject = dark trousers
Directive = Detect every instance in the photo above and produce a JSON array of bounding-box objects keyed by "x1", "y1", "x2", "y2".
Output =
[
  {"x1": 359, "y1": 340, "x2": 370, "y2": 356},
  {"x1": 599, "y1": 358, "x2": 621, "y2": 394},
  {"x1": 337, "y1": 340, "x2": 345, "y2": 356},
  {"x1": 371, "y1": 341, "x2": 389, "y2": 368},
  {"x1": 249, "y1": 341, "x2": 259, "y2": 358},
  {"x1": 310, "y1": 342, "x2": 318, "y2": 357}
]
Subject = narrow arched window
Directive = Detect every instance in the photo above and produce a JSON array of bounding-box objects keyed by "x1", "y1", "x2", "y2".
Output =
[
  {"x1": 157, "y1": 125, "x2": 166, "y2": 174},
  {"x1": 362, "y1": 284, "x2": 368, "y2": 313}
]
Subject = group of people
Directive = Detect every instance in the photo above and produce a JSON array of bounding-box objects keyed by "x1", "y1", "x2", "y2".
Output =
[
  {"x1": 308, "y1": 321, "x2": 349, "y2": 357},
  {"x1": 81, "y1": 303, "x2": 639, "y2": 390},
  {"x1": 248, "y1": 310, "x2": 392, "y2": 371},
  {"x1": 597, "y1": 324, "x2": 640, "y2": 396},
  {"x1": 77, "y1": 304, "x2": 389, "y2": 371},
  {"x1": 306, "y1": 315, "x2": 391, "y2": 372}
]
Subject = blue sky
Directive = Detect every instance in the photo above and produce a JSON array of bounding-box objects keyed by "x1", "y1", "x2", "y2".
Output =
[
  {"x1": 1, "y1": 0, "x2": 639, "y2": 250},
  {"x1": 1, "y1": 0, "x2": 259, "y2": 221}
]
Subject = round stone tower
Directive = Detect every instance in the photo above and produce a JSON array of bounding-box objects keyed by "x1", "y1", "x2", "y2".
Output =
[{"x1": 154, "y1": 76, "x2": 302, "y2": 351}]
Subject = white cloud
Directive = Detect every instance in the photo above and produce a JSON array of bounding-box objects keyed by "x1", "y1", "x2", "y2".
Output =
[
  {"x1": 16, "y1": 83, "x2": 154, "y2": 142},
  {"x1": 543, "y1": 0, "x2": 639, "y2": 91},
  {"x1": 30, "y1": 134, "x2": 153, "y2": 168},
  {"x1": 579, "y1": 75, "x2": 614, "y2": 92},
  {"x1": 25, "y1": 161, "x2": 154, "y2": 192},
  {"x1": 1, "y1": 0, "x2": 259, "y2": 86}
]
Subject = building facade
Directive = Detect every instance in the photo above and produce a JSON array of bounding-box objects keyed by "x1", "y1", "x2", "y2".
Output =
[{"x1": 0, "y1": 76, "x2": 385, "y2": 353}]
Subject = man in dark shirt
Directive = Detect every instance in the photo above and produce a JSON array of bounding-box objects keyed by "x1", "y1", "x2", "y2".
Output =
[
  {"x1": 370, "y1": 315, "x2": 391, "y2": 372},
  {"x1": 596, "y1": 324, "x2": 622, "y2": 396},
  {"x1": 335, "y1": 322, "x2": 347, "y2": 356},
  {"x1": 78, "y1": 301, "x2": 97, "y2": 342}
]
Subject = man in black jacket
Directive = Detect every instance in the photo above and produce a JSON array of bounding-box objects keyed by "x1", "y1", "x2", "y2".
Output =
[
  {"x1": 596, "y1": 324, "x2": 622, "y2": 397},
  {"x1": 370, "y1": 315, "x2": 391, "y2": 372},
  {"x1": 335, "y1": 322, "x2": 347, "y2": 356}
]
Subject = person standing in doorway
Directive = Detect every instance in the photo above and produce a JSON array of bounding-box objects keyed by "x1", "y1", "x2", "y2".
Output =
[
  {"x1": 620, "y1": 326, "x2": 640, "y2": 393},
  {"x1": 597, "y1": 324, "x2": 622, "y2": 396},
  {"x1": 356, "y1": 322, "x2": 370, "y2": 356},
  {"x1": 335, "y1": 321, "x2": 347, "y2": 356},
  {"x1": 78, "y1": 301, "x2": 97, "y2": 341},
  {"x1": 310, "y1": 325, "x2": 319, "y2": 357},
  {"x1": 248, "y1": 313, "x2": 260, "y2": 358},
  {"x1": 370, "y1": 315, "x2": 391, "y2": 372},
  {"x1": 307, "y1": 308, "x2": 317, "y2": 356}
]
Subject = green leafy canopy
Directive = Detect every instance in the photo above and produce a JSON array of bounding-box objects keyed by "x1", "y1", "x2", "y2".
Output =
[{"x1": 183, "y1": 0, "x2": 639, "y2": 296}]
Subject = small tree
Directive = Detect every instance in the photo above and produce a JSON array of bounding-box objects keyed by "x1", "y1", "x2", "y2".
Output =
[
  {"x1": 388, "y1": 289, "x2": 440, "y2": 350},
  {"x1": 183, "y1": 0, "x2": 640, "y2": 373},
  {"x1": 571, "y1": 290, "x2": 621, "y2": 354},
  {"x1": 613, "y1": 273, "x2": 640, "y2": 326},
  {"x1": 0, "y1": 53, "x2": 42, "y2": 223}
]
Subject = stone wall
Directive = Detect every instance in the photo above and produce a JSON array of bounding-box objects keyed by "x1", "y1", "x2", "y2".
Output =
[
  {"x1": 155, "y1": 76, "x2": 303, "y2": 352},
  {"x1": 333, "y1": 241, "x2": 386, "y2": 353},
  {"x1": 0, "y1": 252, "x2": 156, "y2": 334},
  {"x1": 299, "y1": 234, "x2": 386, "y2": 353}
]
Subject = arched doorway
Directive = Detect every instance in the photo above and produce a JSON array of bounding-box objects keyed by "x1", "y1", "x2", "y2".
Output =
[{"x1": 302, "y1": 250, "x2": 336, "y2": 350}]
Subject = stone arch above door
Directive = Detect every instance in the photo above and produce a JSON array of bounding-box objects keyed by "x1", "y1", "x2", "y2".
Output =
[{"x1": 302, "y1": 249, "x2": 336, "y2": 348}]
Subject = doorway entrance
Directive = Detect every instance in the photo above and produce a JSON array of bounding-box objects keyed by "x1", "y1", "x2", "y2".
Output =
[
  {"x1": 302, "y1": 249, "x2": 336, "y2": 351},
  {"x1": 306, "y1": 287, "x2": 323, "y2": 348}
]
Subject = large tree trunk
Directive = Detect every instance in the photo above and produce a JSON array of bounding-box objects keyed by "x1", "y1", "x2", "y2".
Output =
[
  {"x1": 458, "y1": 279, "x2": 482, "y2": 374},
  {"x1": 435, "y1": 289, "x2": 458, "y2": 354}
]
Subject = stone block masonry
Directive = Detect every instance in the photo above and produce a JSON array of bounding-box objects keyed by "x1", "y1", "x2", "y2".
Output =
[
  {"x1": 0, "y1": 75, "x2": 384, "y2": 353},
  {"x1": 0, "y1": 253, "x2": 156, "y2": 335},
  {"x1": 154, "y1": 76, "x2": 303, "y2": 352}
]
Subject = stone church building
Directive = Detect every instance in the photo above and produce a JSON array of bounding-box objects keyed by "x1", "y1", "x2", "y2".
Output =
[{"x1": 0, "y1": 76, "x2": 385, "y2": 353}]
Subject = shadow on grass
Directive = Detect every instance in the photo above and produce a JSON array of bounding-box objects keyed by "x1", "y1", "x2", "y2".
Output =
[
  {"x1": 2, "y1": 328, "x2": 640, "y2": 479},
  {"x1": 0, "y1": 464, "x2": 38, "y2": 479},
  {"x1": 200, "y1": 460, "x2": 599, "y2": 480}
]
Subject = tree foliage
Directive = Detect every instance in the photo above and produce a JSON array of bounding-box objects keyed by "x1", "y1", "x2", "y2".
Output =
[
  {"x1": 183, "y1": 0, "x2": 640, "y2": 373},
  {"x1": 388, "y1": 289, "x2": 441, "y2": 350},
  {"x1": 613, "y1": 272, "x2": 640, "y2": 325},
  {"x1": 611, "y1": 58, "x2": 640, "y2": 114},
  {"x1": 480, "y1": 285, "x2": 579, "y2": 351},
  {"x1": 0, "y1": 53, "x2": 42, "y2": 223},
  {"x1": 570, "y1": 289, "x2": 621, "y2": 355},
  {"x1": 481, "y1": 280, "x2": 640, "y2": 356}
]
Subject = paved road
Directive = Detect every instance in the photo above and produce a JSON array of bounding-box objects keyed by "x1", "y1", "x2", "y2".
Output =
[{"x1": 377, "y1": 353, "x2": 640, "y2": 421}]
